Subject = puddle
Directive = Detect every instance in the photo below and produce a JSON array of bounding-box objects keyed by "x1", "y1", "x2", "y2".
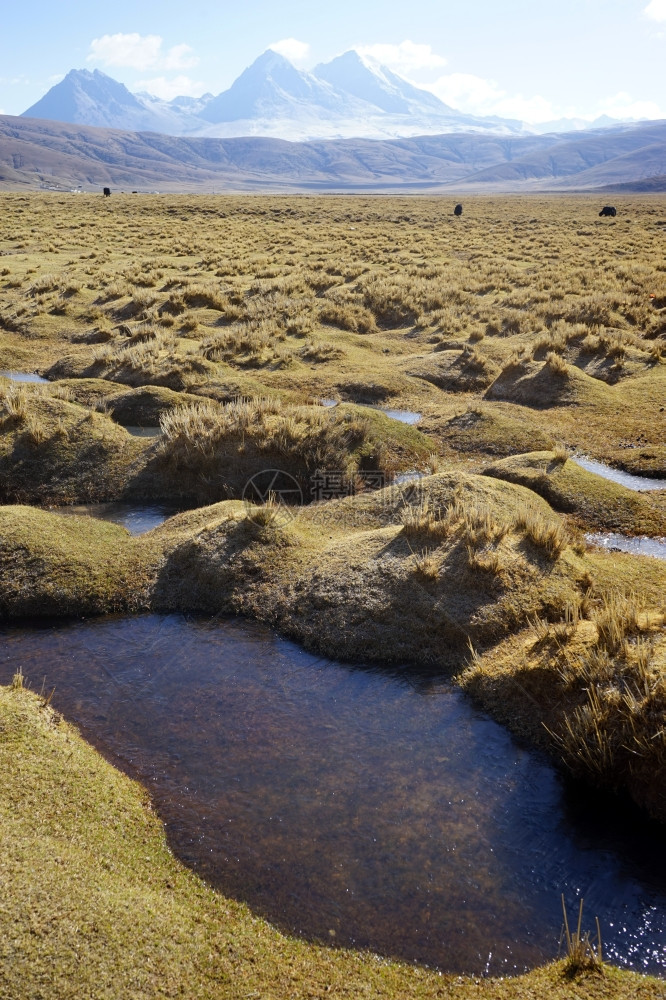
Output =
[
  {"x1": 377, "y1": 408, "x2": 422, "y2": 425},
  {"x1": 586, "y1": 533, "x2": 666, "y2": 560},
  {"x1": 124, "y1": 426, "x2": 162, "y2": 438},
  {"x1": 0, "y1": 370, "x2": 49, "y2": 383},
  {"x1": 392, "y1": 470, "x2": 426, "y2": 485},
  {"x1": 1, "y1": 613, "x2": 665, "y2": 976},
  {"x1": 49, "y1": 502, "x2": 181, "y2": 536},
  {"x1": 573, "y1": 456, "x2": 666, "y2": 492},
  {"x1": 319, "y1": 400, "x2": 421, "y2": 425}
]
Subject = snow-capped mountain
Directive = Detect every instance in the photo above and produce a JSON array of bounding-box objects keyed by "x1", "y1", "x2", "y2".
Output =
[
  {"x1": 22, "y1": 69, "x2": 205, "y2": 135},
  {"x1": 313, "y1": 50, "x2": 449, "y2": 115},
  {"x1": 21, "y1": 51, "x2": 542, "y2": 140}
]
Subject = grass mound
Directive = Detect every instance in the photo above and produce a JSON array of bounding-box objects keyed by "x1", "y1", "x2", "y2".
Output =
[
  {"x1": 430, "y1": 405, "x2": 555, "y2": 459},
  {"x1": 404, "y1": 349, "x2": 499, "y2": 393},
  {"x1": 156, "y1": 398, "x2": 433, "y2": 503},
  {"x1": 102, "y1": 384, "x2": 205, "y2": 426},
  {"x1": 148, "y1": 472, "x2": 585, "y2": 667},
  {"x1": 46, "y1": 349, "x2": 218, "y2": 392},
  {"x1": 485, "y1": 358, "x2": 612, "y2": 408},
  {"x1": 0, "y1": 505, "x2": 151, "y2": 617},
  {"x1": 0, "y1": 383, "x2": 146, "y2": 504},
  {"x1": 484, "y1": 451, "x2": 666, "y2": 534}
]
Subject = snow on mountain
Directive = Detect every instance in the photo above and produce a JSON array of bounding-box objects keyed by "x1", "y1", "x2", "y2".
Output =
[
  {"x1": 313, "y1": 50, "x2": 448, "y2": 115},
  {"x1": 20, "y1": 52, "x2": 570, "y2": 141},
  {"x1": 22, "y1": 69, "x2": 206, "y2": 134}
]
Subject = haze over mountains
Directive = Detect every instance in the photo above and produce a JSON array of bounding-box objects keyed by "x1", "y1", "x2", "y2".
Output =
[{"x1": 21, "y1": 48, "x2": 615, "y2": 142}]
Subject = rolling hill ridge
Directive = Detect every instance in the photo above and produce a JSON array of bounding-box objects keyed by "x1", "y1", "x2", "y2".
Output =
[{"x1": 1, "y1": 113, "x2": 665, "y2": 192}]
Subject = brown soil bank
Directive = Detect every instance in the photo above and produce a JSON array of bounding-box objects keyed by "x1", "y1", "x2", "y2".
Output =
[{"x1": 2, "y1": 683, "x2": 661, "y2": 1000}]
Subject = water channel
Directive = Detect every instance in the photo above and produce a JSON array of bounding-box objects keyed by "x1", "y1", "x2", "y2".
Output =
[
  {"x1": 2, "y1": 613, "x2": 665, "y2": 977},
  {"x1": 573, "y1": 456, "x2": 666, "y2": 492}
]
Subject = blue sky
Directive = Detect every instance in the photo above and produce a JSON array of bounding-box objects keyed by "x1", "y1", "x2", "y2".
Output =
[{"x1": 1, "y1": 0, "x2": 664, "y2": 122}]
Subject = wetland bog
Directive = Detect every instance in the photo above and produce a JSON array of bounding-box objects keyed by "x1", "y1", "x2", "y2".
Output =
[{"x1": 0, "y1": 191, "x2": 665, "y2": 999}]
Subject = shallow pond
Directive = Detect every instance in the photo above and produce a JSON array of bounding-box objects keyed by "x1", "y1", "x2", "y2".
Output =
[
  {"x1": 0, "y1": 370, "x2": 49, "y2": 383},
  {"x1": 573, "y1": 456, "x2": 666, "y2": 492},
  {"x1": 49, "y1": 502, "x2": 181, "y2": 536},
  {"x1": 586, "y1": 532, "x2": 666, "y2": 560},
  {"x1": 1, "y1": 614, "x2": 665, "y2": 976}
]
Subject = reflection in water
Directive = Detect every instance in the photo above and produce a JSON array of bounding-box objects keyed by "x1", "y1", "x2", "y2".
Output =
[
  {"x1": 573, "y1": 456, "x2": 666, "y2": 492},
  {"x1": 586, "y1": 532, "x2": 666, "y2": 561},
  {"x1": 1, "y1": 614, "x2": 665, "y2": 976},
  {"x1": 48, "y1": 502, "x2": 181, "y2": 536}
]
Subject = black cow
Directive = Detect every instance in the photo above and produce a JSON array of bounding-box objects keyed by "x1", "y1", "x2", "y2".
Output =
[
  {"x1": 454, "y1": 203, "x2": 463, "y2": 216},
  {"x1": 103, "y1": 187, "x2": 111, "y2": 197},
  {"x1": 599, "y1": 206, "x2": 616, "y2": 217}
]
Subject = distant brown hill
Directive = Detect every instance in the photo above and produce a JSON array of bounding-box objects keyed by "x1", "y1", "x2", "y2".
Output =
[{"x1": 1, "y1": 114, "x2": 665, "y2": 193}]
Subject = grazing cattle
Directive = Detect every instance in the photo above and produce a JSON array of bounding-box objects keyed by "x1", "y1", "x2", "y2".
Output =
[
  {"x1": 599, "y1": 206, "x2": 616, "y2": 217},
  {"x1": 454, "y1": 203, "x2": 463, "y2": 216},
  {"x1": 103, "y1": 187, "x2": 111, "y2": 197}
]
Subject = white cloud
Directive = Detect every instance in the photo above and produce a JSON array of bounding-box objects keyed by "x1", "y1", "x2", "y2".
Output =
[
  {"x1": 87, "y1": 33, "x2": 198, "y2": 71},
  {"x1": 596, "y1": 91, "x2": 663, "y2": 120},
  {"x1": 269, "y1": 38, "x2": 311, "y2": 65},
  {"x1": 426, "y1": 72, "x2": 557, "y2": 122},
  {"x1": 423, "y1": 72, "x2": 664, "y2": 123},
  {"x1": 162, "y1": 44, "x2": 199, "y2": 71},
  {"x1": 645, "y1": 0, "x2": 666, "y2": 21},
  {"x1": 136, "y1": 75, "x2": 206, "y2": 100},
  {"x1": 356, "y1": 41, "x2": 446, "y2": 74},
  {"x1": 88, "y1": 33, "x2": 163, "y2": 69}
]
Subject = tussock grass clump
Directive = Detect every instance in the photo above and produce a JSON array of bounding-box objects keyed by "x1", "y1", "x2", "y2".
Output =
[
  {"x1": 412, "y1": 548, "x2": 440, "y2": 579},
  {"x1": 0, "y1": 384, "x2": 30, "y2": 425},
  {"x1": 546, "y1": 351, "x2": 569, "y2": 375},
  {"x1": 401, "y1": 500, "x2": 459, "y2": 541},
  {"x1": 319, "y1": 300, "x2": 377, "y2": 334},
  {"x1": 552, "y1": 611, "x2": 666, "y2": 818},
  {"x1": 515, "y1": 507, "x2": 569, "y2": 559}
]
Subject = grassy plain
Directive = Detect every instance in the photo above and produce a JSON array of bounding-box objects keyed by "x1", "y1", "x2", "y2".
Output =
[{"x1": 0, "y1": 192, "x2": 665, "y2": 997}]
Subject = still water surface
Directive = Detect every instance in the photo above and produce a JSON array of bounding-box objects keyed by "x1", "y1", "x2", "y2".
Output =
[
  {"x1": 2, "y1": 614, "x2": 665, "y2": 976},
  {"x1": 49, "y1": 501, "x2": 181, "y2": 536}
]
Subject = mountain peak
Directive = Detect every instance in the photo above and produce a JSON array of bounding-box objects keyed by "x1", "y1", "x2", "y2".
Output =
[{"x1": 313, "y1": 50, "x2": 449, "y2": 115}]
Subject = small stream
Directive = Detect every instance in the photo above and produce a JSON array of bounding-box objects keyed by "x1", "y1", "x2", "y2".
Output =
[
  {"x1": 1, "y1": 613, "x2": 665, "y2": 977},
  {"x1": 586, "y1": 533, "x2": 666, "y2": 560},
  {"x1": 573, "y1": 456, "x2": 666, "y2": 492}
]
